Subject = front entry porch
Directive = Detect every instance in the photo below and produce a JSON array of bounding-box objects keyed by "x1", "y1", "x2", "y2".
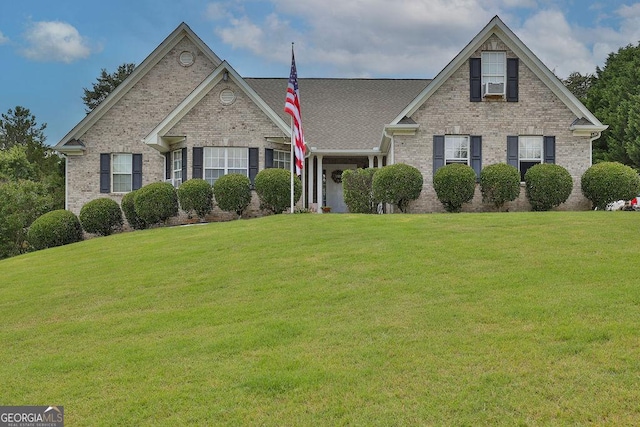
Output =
[{"x1": 305, "y1": 152, "x2": 386, "y2": 213}]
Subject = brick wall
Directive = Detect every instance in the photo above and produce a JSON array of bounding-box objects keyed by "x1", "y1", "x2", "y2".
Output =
[{"x1": 394, "y1": 35, "x2": 593, "y2": 213}]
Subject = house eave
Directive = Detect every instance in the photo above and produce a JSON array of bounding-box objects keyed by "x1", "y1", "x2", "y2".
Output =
[
  {"x1": 309, "y1": 148, "x2": 382, "y2": 157},
  {"x1": 55, "y1": 146, "x2": 86, "y2": 156},
  {"x1": 570, "y1": 124, "x2": 608, "y2": 137},
  {"x1": 384, "y1": 123, "x2": 419, "y2": 135}
]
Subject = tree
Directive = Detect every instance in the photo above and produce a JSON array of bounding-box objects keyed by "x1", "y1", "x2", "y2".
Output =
[
  {"x1": 0, "y1": 180, "x2": 54, "y2": 258},
  {"x1": 82, "y1": 63, "x2": 135, "y2": 112},
  {"x1": 0, "y1": 106, "x2": 47, "y2": 162},
  {"x1": 0, "y1": 106, "x2": 64, "y2": 209},
  {"x1": 585, "y1": 43, "x2": 640, "y2": 167},
  {"x1": 562, "y1": 71, "x2": 595, "y2": 103}
]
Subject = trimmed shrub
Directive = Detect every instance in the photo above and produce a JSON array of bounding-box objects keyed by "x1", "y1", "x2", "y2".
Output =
[
  {"x1": 581, "y1": 162, "x2": 640, "y2": 210},
  {"x1": 342, "y1": 168, "x2": 377, "y2": 213},
  {"x1": 213, "y1": 174, "x2": 251, "y2": 218},
  {"x1": 27, "y1": 209, "x2": 83, "y2": 250},
  {"x1": 524, "y1": 163, "x2": 573, "y2": 211},
  {"x1": 79, "y1": 198, "x2": 123, "y2": 236},
  {"x1": 372, "y1": 163, "x2": 423, "y2": 213},
  {"x1": 133, "y1": 182, "x2": 178, "y2": 225},
  {"x1": 433, "y1": 163, "x2": 477, "y2": 213},
  {"x1": 480, "y1": 163, "x2": 521, "y2": 210},
  {"x1": 255, "y1": 168, "x2": 301, "y2": 214},
  {"x1": 178, "y1": 178, "x2": 213, "y2": 219},
  {"x1": 121, "y1": 190, "x2": 147, "y2": 230}
]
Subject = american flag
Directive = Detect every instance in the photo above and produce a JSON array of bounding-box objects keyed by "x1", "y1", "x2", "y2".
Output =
[{"x1": 284, "y1": 48, "x2": 305, "y2": 176}]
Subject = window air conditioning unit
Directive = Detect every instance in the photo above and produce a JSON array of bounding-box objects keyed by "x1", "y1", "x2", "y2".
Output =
[{"x1": 483, "y1": 82, "x2": 504, "y2": 97}]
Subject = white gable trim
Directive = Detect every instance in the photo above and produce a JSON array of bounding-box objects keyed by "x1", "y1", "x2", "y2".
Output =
[
  {"x1": 143, "y1": 61, "x2": 290, "y2": 152},
  {"x1": 55, "y1": 23, "x2": 222, "y2": 149},
  {"x1": 391, "y1": 16, "x2": 605, "y2": 130}
]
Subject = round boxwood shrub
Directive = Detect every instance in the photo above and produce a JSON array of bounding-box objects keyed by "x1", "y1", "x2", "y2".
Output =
[
  {"x1": 213, "y1": 174, "x2": 252, "y2": 218},
  {"x1": 121, "y1": 190, "x2": 147, "y2": 230},
  {"x1": 79, "y1": 198, "x2": 123, "y2": 236},
  {"x1": 581, "y1": 162, "x2": 640, "y2": 210},
  {"x1": 433, "y1": 163, "x2": 477, "y2": 213},
  {"x1": 255, "y1": 168, "x2": 301, "y2": 214},
  {"x1": 342, "y1": 168, "x2": 377, "y2": 213},
  {"x1": 372, "y1": 163, "x2": 423, "y2": 213},
  {"x1": 178, "y1": 178, "x2": 213, "y2": 220},
  {"x1": 524, "y1": 163, "x2": 573, "y2": 211},
  {"x1": 133, "y1": 182, "x2": 178, "y2": 225},
  {"x1": 27, "y1": 209, "x2": 83, "y2": 250},
  {"x1": 480, "y1": 163, "x2": 521, "y2": 211}
]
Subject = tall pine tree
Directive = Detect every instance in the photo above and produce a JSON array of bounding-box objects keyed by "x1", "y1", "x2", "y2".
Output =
[{"x1": 586, "y1": 43, "x2": 640, "y2": 167}]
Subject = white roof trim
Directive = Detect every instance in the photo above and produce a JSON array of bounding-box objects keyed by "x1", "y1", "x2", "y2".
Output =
[
  {"x1": 143, "y1": 61, "x2": 290, "y2": 152},
  {"x1": 55, "y1": 22, "x2": 222, "y2": 148},
  {"x1": 391, "y1": 16, "x2": 605, "y2": 128}
]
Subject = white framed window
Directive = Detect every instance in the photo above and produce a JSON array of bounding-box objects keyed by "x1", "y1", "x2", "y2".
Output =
[
  {"x1": 203, "y1": 147, "x2": 248, "y2": 185},
  {"x1": 519, "y1": 136, "x2": 543, "y2": 181},
  {"x1": 172, "y1": 149, "x2": 182, "y2": 187},
  {"x1": 445, "y1": 135, "x2": 470, "y2": 165},
  {"x1": 482, "y1": 51, "x2": 506, "y2": 95},
  {"x1": 273, "y1": 150, "x2": 291, "y2": 170},
  {"x1": 112, "y1": 153, "x2": 132, "y2": 193}
]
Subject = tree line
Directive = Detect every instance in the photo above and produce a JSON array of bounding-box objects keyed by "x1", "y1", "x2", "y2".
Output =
[
  {"x1": 0, "y1": 64, "x2": 135, "y2": 259},
  {"x1": 562, "y1": 42, "x2": 640, "y2": 169}
]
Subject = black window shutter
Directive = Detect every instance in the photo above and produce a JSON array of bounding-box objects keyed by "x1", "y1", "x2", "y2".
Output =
[
  {"x1": 544, "y1": 136, "x2": 556, "y2": 164},
  {"x1": 507, "y1": 136, "x2": 519, "y2": 169},
  {"x1": 100, "y1": 153, "x2": 111, "y2": 193},
  {"x1": 507, "y1": 58, "x2": 519, "y2": 102},
  {"x1": 164, "y1": 152, "x2": 171, "y2": 180},
  {"x1": 470, "y1": 58, "x2": 482, "y2": 102},
  {"x1": 192, "y1": 147, "x2": 203, "y2": 179},
  {"x1": 265, "y1": 148, "x2": 274, "y2": 168},
  {"x1": 132, "y1": 154, "x2": 142, "y2": 190},
  {"x1": 433, "y1": 135, "x2": 445, "y2": 173},
  {"x1": 248, "y1": 147, "x2": 259, "y2": 186},
  {"x1": 181, "y1": 148, "x2": 188, "y2": 182},
  {"x1": 470, "y1": 136, "x2": 482, "y2": 180}
]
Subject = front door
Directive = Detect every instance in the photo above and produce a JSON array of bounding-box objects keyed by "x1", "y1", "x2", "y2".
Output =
[{"x1": 325, "y1": 164, "x2": 355, "y2": 213}]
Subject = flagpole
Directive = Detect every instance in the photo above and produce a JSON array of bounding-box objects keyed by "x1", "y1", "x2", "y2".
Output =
[
  {"x1": 290, "y1": 42, "x2": 295, "y2": 214},
  {"x1": 290, "y1": 115, "x2": 295, "y2": 214}
]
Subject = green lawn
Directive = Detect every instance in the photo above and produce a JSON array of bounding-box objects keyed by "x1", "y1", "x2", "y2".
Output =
[{"x1": 2, "y1": 212, "x2": 640, "y2": 425}]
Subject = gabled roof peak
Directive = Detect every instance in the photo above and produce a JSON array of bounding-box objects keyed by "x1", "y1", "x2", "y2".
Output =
[
  {"x1": 390, "y1": 15, "x2": 605, "y2": 128},
  {"x1": 55, "y1": 22, "x2": 223, "y2": 148}
]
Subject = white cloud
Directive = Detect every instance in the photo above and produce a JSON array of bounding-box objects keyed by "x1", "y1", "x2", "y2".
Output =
[
  {"x1": 207, "y1": 0, "x2": 640, "y2": 78},
  {"x1": 21, "y1": 21, "x2": 92, "y2": 63},
  {"x1": 0, "y1": 30, "x2": 8, "y2": 45},
  {"x1": 516, "y1": 10, "x2": 595, "y2": 77},
  {"x1": 206, "y1": 2, "x2": 232, "y2": 21},
  {"x1": 212, "y1": 0, "x2": 493, "y2": 76}
]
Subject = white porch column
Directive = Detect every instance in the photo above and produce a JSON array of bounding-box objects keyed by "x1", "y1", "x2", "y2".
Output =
[
  {"x1": 316, "y1": 155, "x2": 323, "y2": 213},
  {"x1": 368, "y1": 155, "x2": 374, "y2": 168},
  {"x1": 308, "y1": 155, "x2": 315, "y2": 209}
]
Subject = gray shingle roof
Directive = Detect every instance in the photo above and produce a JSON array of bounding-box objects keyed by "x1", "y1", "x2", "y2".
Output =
[{"x1": 245, "y1": 78, "x2": 430, "y2": 150}]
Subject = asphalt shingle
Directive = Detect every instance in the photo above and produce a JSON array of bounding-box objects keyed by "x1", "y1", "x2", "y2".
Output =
[{"x1": 246, "y1": 78, "x2": 430, "y2": 150}]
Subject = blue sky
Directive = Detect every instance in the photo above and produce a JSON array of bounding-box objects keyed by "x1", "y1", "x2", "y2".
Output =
[{"x1": 1, "y1": 0, "x2": 639, "y2": 144}]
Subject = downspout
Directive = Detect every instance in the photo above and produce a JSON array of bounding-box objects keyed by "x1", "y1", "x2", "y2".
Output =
[
  {"x1": 63, "y1": 154, "x2": 68, "y2": 211},
  {"x1": 383, "y1": 129, "x2": 395, "y2": 213},
  {"x1": 589, "y1": 131, "x2": 602, "y2": 166},
  {"x1": 383, "y1": 129, "x2": 395, "y2": 165}
]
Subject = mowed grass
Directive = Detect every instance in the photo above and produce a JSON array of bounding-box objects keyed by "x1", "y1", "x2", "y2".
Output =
[{"x1": 2, "y1": 212, "x2": 640, "y2": 425}]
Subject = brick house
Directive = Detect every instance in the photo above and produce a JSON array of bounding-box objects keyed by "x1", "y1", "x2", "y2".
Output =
[{"x1": 55, "y1": 16, "x2": 606, "y2": 215}]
